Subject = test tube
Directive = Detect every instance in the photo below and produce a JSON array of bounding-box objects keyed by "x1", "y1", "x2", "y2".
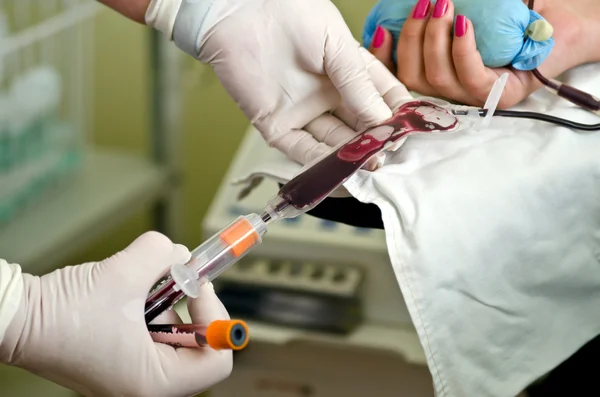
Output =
[
  {"x1": 145, "y1": 213, "x2": 269, "y2": 323},
  {"x1": 148, "y1": 320, "x2": 249, "y2": 350}
]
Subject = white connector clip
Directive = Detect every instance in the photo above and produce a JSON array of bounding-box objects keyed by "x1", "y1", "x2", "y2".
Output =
[{"x1": 480, "y1": 73, "x2": 509, "y2": 130}]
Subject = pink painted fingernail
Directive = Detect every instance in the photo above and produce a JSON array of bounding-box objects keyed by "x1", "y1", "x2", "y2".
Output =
[
  {"x1": 412, "y1": 0, "x2": 431, "y2": 19},
  {"x1": 455, "y1": 15, "x2": 467, "y2": 37},
  {"x1": 372, "y1": 25, "x2": 385, "y2": 49},
  {"x1": 433, "y1": 0, "x2": 448, "y2": 18}
]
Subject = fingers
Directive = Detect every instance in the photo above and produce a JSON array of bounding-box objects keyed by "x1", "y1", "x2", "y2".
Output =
[
  {"x1": 269, "y1": 128, "x2": 332, "y2": 166},
  {"x1": 368, "y1": 25, "x2": 395, "y2": 72},
  {"x1": 370, "y1": 1, "x2": 525, "y2": 108},
  {"x1": 451, "y1": 15, "x2": 498, "y2": 104},
  {"x1": 305, "y1": 113, "x2": 358, "y2": 148},
  {"x1": 323, "y1": 34, "x2": 392, "y2": 128},
  {"x1": 422, "y1": 0, "x2": 475, "y2": 103},
  {"x1": 304, "y1": 113, "x2": 385, "y2": 171},
  {"x1": 271, "y1": 119, "x2": 385, "y2": 168},
  {"x1": 360, "y1": 48, "x2": 412, "y2": 114},
  {"x1": 156, "y1": 345, "x2": 232, "y2": 396},
  {"x1": 187, "y1": 282, "x2": 230, "y2": 325},
  {"x1": 104, "y1": 231, "x2": 191, "y2": 296},
  {"x1": 305, "y1": 50, "x2": 411, "y2": 169},
  {"x1": 452, "y1": 15, "x2": 527, "y2": 108},
  {"x1": 396, "y1": 0, "x2": 436, "y2": 96},
  {"x1": 154, "y1": 283, "x2": 233, "y2": 395},
  {"x1": 332, "y1": 105, "x2": 360, "y2": 131},
  {"x1": 335, "y1": 49, "x2": 412, "y2": 131},
  {"x1": 283, "y1": 36, "x2": 413, "y2": 167}
]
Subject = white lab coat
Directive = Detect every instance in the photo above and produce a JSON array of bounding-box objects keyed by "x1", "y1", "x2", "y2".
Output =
[{"x1": 0, "y1": 260, "x2": 23, "y2": 344}]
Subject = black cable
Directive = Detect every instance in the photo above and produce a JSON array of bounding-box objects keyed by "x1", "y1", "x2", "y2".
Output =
[
  {"x1": 528, "y1": 0, "x2": 600, "y2": 114},
  {"x1": 486, "y1": 109, "x2": 600, "y2": 131},
  {"x1": 477, "y1": 0, "x2": 600, "y2": 132}
]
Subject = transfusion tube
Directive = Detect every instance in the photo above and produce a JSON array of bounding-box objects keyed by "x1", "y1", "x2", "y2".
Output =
[
  {"x1": 148, "y1": 320, "x2": 249, "y2": 350},
  {"x1": 145, "y1": 98, "x2": 494, "y2": 324},
  {"x1": 532, "y1": 69, "x2": 600, "y2": 116},
  {"x1": 527, "y1": 0, "x2": 600, "y2": 116}
]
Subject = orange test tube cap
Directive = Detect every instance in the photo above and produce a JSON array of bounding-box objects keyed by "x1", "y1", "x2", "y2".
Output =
[{"x1": 206, "y1": 319, "x2": 249, "y2": 351}]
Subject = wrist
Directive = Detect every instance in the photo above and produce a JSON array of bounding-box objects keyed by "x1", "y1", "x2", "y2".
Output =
[
  {"x1": 96, "y1": 0, "x2": 152, "y2": 24},
  {"x1": 521, "y1": 0, "x2": 600, "y2": 95},
  {"x1": 145, "y1": 0, "x2": 217, "y2": 59},
  {"x1": 541, "y1": 0, "x2": 600, "y2": 65},
  {"x1": 0, "y1": 264, "x2": 28, "y2": 365},
  {"x1": 145, "y1": 0, "x2": 184, "y2": 39}
]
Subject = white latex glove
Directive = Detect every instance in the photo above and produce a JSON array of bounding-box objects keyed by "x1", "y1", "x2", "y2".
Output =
[
  {"x1": 146, "y1": 0, "x2": 412, "y2": 167},
  {"x1": 0, "y1": 232, "x2": 232, "y2": 397}
]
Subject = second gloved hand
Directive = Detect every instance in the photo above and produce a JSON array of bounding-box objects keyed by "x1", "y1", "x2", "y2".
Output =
[
  {"x1": 146, "y1": 0, "x2": 412, "y2": 167},
  {"x1": 0, "y1": 232, "x2": 232, "y2": 397}
]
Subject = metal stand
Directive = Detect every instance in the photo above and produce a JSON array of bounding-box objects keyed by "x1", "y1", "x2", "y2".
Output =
[{"x1": 148, "y1": 30, "x2": 184, "y2": 239}]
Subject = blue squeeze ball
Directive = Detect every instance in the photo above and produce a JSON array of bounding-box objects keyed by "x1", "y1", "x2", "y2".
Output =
[{"x1": 362, "y1": 0, "x2": 554, "y2": 70}]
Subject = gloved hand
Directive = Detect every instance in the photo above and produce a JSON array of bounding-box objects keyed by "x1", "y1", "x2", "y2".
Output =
[
  {"x1": 146, "y1": 0, "x2": 412, "y2": 167},
  {"x1": 0, "y1": 232, "x2": 232, "y2": 397},
  {"x1": 363, "y1": 0, "x2": 554, "y2": 70}
]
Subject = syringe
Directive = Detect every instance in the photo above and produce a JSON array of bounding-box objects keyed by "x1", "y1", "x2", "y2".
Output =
[{"x1": 144, "y1": 195, "x2": 300, "y2": 323}]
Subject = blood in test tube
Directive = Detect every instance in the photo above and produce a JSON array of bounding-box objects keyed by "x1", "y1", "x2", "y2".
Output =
[
  {"x1": 278, "y1": 101, "x2": 458, "y2": 210},
  {"x1": 148, "y1": 320, "x2": 249, "y2": 350},
  {"x1": 144, "y1": 278, "x2": 185, "y2": 324}
]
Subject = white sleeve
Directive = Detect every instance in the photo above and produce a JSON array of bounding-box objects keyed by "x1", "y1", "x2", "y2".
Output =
[{"x1": 0, "y1": 259, "x2": 23, "y2": 344}]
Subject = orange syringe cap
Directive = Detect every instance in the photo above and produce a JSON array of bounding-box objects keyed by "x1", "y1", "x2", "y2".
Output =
[{"x1": 206, "y1": 319, "x2": 250, "y2": 351}]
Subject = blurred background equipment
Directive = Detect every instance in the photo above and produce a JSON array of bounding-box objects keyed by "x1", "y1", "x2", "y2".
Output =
[
  {"x1": 216, "y1": 256, "x2": 365, "y2": 334},
  {"x1": 0, "y1": 1, "x2": 90, "y2": 226},
  {"x1": 0, "y1": 0, "x2": 182, "y2": 276}
]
